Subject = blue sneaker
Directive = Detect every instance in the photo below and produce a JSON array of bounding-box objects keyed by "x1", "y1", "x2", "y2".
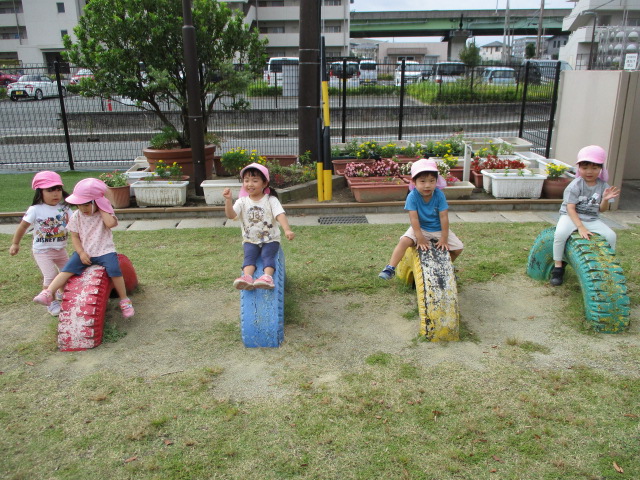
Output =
[{"x1": 378, "y1": 265, "x2": 396, "y2": 280}]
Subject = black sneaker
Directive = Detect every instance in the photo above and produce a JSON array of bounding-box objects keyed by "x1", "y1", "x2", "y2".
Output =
[{"x1": 550, "y1": 267, "x2": 565, "y2": 286}]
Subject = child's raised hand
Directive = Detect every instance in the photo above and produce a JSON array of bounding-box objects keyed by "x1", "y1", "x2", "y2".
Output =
[
  {"x1": 222, "y1": 188, "x2": 232, "y2": 200},
  {"x1": 603, "y1": 186, "x2": 620, "y2": 201},
  {"x1": 284, "y1": 229, "x2": 295, "y2": 241}
]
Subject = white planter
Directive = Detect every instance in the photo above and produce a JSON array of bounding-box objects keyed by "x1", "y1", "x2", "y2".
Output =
[
  {"x1": 515, "y1": 151, "x2": 547, "y2": 169},
  {"x1": 132, "y1": 180, "x2": 189, "y2": 207},
  {"x1": 536, "y1": 158, "x2": 576, "y2": 178},
  {"x1": 481, "y1": 168, "x2": 532, "y2": 194},
  {"x1": 485, "y1": 172, "x2": 546, "y2": 199},
  {"x1": 125, "y1": 158, "x2": 151, "y2": 196},
  {"x1": 443, "y1": 181, "x2": 474, "y2": 200},
  {"x1": 201, "y1": 180, "x2": 242, "y2": 205},
  {"x1": 498, "y1": 137, "x2": 534, "y2": 152}
]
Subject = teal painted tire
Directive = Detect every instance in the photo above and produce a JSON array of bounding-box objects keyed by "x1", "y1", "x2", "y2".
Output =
[{"x1": 527, "y1": 228, "x2": 630, "y2": 333}]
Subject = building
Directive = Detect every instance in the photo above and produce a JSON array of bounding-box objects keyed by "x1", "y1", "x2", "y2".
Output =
[
  {"x1": 560, "y1": 0, "x2": 640, "y2": 70},
  {"x1": 479, "y1": 41, "x2": 504, "y2": 62}
]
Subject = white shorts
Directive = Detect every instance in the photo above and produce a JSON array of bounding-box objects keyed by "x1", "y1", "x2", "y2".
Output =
[{"x1": 401, "y1": 227, "x2": 464, "y2": 251}]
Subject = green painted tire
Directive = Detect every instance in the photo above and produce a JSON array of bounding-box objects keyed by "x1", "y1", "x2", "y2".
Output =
[{"x1": 527, "y1": 227, "x2": 630, "y2": 333}]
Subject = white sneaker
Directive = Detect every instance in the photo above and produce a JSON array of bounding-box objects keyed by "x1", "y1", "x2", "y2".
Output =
[{"x1": 47, "y1": 300, "x2": 61, "y2": 316}]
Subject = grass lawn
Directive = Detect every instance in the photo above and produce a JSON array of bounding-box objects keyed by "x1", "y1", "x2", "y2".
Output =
[{"x1": 1, "y1": 222, "x2": 639, "y2": 479}]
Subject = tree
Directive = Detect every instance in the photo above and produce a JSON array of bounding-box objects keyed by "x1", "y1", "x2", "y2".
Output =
[
  {"x1": 458, "y1": 41, "x2": 481, "y2": 68},
  {"x1": 63, "y1": 0, "x2": 267, "y2": 149},
  {"x1": 525, "y1": 43, "x2": 536, "y2": 59}
]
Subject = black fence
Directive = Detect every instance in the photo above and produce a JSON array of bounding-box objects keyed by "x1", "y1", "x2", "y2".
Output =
[{"x1": 0, "y1": 61, "x2": 560, "y2": 171}]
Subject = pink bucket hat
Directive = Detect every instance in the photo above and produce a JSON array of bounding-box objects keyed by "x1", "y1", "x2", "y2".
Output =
[
  {"x1": 239, "y1": 163, "x2": 271, "y2": 197},
  {"x1": 32, "y1": 171, "x2": 63, "y2": 190},
  {"x1": 66, "y1": 178, "x2": 114, "y2": 214},
  {"x1": 409, "y1": 159, "x2": 446, "y2": 190},
  {"x1": 575, "y1": 145, "x2": 609, "y2": 182}
]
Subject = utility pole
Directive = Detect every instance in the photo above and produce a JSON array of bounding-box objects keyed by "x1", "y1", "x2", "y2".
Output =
[
  {"x1": 502, "y1": 0, "x2": 511, "y2": 63},
  {"x1": 536, "y1": 0, "x2": 544, "y2": 58}
]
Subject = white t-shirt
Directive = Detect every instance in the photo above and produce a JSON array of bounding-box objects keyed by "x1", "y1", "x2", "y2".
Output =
[
  {"x1": 22, "y1": 202, "x2": 71, "y2": 252},
  {"x1": 232, "y1": 195, "x2": 285, "y2": 244}
]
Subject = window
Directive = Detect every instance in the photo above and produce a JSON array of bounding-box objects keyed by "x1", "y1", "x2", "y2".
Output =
[
  {"x1": 324, "y1": 0, "x2": 341, "y2": 5},
  {"x1": 259, "y1": 26, "x2": 285, "y2": 34},
  {"x1": 323, "y1": 25, "x2": 341, "y2": 33},
  {"x1": 258, "y1": 1, "x2": 284, "y2": 6},
  {"x1": 57, "y1": 3, "x2": 65, "y2": 13},
  {"x1": 61, "y1": 30, "x2": 68, "y2": 39}
]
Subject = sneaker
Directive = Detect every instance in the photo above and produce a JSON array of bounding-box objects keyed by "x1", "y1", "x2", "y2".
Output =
[
  {"x1": 550, "y1": 267, "x2": 565, "y2": 286},
  {"x1": 254, "y1": 274, "x2": 275, "y2": 290},
  {"x1": 47, "y1": 300, "x2": 61, "y2": 317},
  {"x1": 378, "y1": 265, "x2": 396, "y2": 280},
  {"x1": 55, "y1": 290, "x2": 64, "y2": 301},
  {"x1": 120, "y1": 298, "x2": 135, "y2": 319},
  {"x1": 33, "y1": 289, "x2": 53, "y2": 306},
  {"x1": 233, "y1": 274, "x2": 254, "y2": 291}
]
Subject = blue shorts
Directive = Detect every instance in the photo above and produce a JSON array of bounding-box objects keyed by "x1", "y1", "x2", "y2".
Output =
[
  {"x1": 242, "y1": 242, "x2": 280, "y2": 271},
  {"x1": 62, "y1": 252, "x2": 122, "y2": 277}
]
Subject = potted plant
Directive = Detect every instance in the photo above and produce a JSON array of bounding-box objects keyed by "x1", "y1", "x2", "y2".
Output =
[
  {"x1": 217, "y1": 148, "x2": 267, "y2": 177},
  {"x1": 63, "y1": 0, "x2": 266, "y2": 190},
  {"x1": 541, "y1": 163, "x2": 572, "y2": 199},
  {"x1": 99, "y1": 170, "x2": 131, "y2": 209},
  {"x1": 332, "y1": 140, "x2": 377, "y2": 175},
  {"x1": 145, "y1": 160, "x2": 188, "y2": 181}
]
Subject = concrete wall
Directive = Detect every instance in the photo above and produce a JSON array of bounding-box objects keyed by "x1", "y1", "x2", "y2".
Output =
[{"x1": 552, "y1": 70, "x2": 640, "y2": 208}]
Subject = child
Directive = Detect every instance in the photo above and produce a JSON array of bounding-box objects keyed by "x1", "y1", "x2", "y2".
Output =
[
  {"x1": 32, "y1": 178, "x2": 134, "y2": 318},
  {"x1": 550, "y1": 145, "x2": 620, "y2": 286},
  {"x1": 379, "y1": 158, "x2": 463, "y2": 280},
  {"x1": 10, "y1": 171, "x2": 71, "y2": 316},
  {"x1": 223, "y1": 163, "x2": 294, "y2": 290}
]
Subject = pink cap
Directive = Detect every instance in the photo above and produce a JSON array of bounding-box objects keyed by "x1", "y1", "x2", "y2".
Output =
[
  {"x1": 239, "y1": 163, "x2": 271, "y2": 197},
  {"x1": 408, "y1": 159, "x2": 446, "y2": 191},
  {"x1": 576, "y1": 145, "x2": 606, "y2": 165},
  {"x1": 66, "y1": 178, "x2": 114, "y2": 214},
  {"x1": 32, "y1": 171, "x2": 63, "y2": 190}
]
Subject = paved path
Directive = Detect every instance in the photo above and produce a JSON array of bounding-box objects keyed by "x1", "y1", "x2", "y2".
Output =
[{"x1": 2, "y1": 210, "x2": 638, "y2": 235}]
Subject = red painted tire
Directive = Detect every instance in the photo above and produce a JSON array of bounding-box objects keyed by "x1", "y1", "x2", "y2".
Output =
[{"x1": 118, "y1": 253, "x2": 138, "y2": 293}]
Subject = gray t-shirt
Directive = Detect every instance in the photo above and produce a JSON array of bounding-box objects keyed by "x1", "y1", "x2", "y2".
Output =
[{"x1": 559, "y1": 177, "x2": 611, "y2": 222}]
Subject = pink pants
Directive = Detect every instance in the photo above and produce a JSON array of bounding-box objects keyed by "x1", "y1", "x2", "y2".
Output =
[{"x1": 33, "y1": 248, "x2": 69, "y2": 287}]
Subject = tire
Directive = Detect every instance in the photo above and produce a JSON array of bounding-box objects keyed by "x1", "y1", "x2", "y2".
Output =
[
  {"x1": 10, "y1": 93, "x2": 18, "y2": 101},
  {"x1": 35, "y1": 89, "x2": 43, "y2": 100},
  {"x1": 527, "y1": 227, "x2": 630, "y2": 333}
]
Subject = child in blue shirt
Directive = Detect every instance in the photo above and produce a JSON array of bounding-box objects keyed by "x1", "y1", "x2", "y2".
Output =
[{"x1": 379, "y1": 158, "x2": 464, "y2": 279}]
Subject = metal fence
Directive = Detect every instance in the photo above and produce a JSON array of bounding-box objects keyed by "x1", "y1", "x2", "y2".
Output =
[{"x1": 0, "y1": 61, "x2": 560, "y2": 171}]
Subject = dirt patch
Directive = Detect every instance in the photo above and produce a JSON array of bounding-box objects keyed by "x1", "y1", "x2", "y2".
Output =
[{"x1": 2, "y1": 274, "x2": 638, "y2": 401}]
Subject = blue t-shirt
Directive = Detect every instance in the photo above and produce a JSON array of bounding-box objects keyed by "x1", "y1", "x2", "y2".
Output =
[{"x1": 404, "y1": 188, "x2": 448, "y2": 232}]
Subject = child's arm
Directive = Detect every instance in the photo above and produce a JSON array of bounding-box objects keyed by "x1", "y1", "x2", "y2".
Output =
[
  {"x1": 100, "y1": 209, "x2": 118, "y2": 229},
  {"x1": 71, "y1": 231, "x2": 91, "y2": 265},
  {"x1": 222, "y1": 188, "x2": 236, "y2": 220},
  {"x1": 435, "y1": 210, "x2": 450, "y2": 251},
  {"x1": 409, "y1": 211, "x2": 429, "y2": 250},
  {"x1": 9, "y1": 220, "x2": 31, "y2": 256},
  {"x1": 566, "y1": 203, "x2": 592, "y2": 240},
  {"x1": 275, "y1": 213, "x2": 295, "y2": 240},
  {"x1": 600, "y1": 186, "x2": 620, "y2": 212}
]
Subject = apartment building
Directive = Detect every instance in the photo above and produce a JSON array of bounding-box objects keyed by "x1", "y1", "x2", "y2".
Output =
[{"x1": 0, "y1": 0, "x2": 86, "y2": 66}]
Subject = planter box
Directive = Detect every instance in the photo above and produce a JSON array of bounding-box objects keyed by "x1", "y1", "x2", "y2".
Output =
[
  {"x1": 332, "y1": 158, "x2": 373, "y2": 176},
  {"x1": 350, "y1": 182, "x2": 409, "y2": 203},
  {"x1": 346, "y1": 176, "x2": 410, "y2": 187},
  {"x1": 515, "y1": 151, "x2": 546, "y2": 169},
  {"x1": 214, "y1": 154, "x2": 298, "y2": 177},
  {"x1": 201, "y1": 180, "x2": 242, "y2": 205},
  {"x1": 481, "y1": 169, "x2": 532, "y2": 194},
  {"x1": 444, "y1": 181, "x2": 474, "y2": 200},
  {"x1": 498, "y1": 137, "x2": 534, "y2": 152},
  {"x1": 535, "y1": 158, "x2": 576, "y2": 178},
  {"x1": 132, "y1": 180, "x2": 189, "y2": 207},
  {"x1": 485, "y1": 172, "x2": 546, "y2": 199}
]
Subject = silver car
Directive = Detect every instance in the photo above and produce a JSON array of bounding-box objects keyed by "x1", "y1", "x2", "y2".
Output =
[{"x1": 7, "y1": 75, "x2": 66, "y2": 101}]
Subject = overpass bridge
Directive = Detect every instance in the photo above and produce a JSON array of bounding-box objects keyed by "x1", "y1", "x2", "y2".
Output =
[{"x1": 350, "y1": 9, "x2": 571, "y2": 39}]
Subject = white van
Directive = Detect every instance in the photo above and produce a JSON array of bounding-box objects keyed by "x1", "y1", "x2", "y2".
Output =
[
  {"x1": 358, "y1": 60, "x2": 377, "y2": 85},
  {"x1": 263, "y1": 57, "x2": 299, "y2": 87},
  {"x1": 394, "y1": 61, "x2": 422, "y2": 87},
  {"x1": 481, "y1": 67, "x2": 517, "y2": 86},
  {"x1": 431, "y1": 62, "x2": 466, "y2": 83}
]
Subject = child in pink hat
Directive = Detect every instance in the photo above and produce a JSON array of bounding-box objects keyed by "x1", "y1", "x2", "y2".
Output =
[
  {"x1": 379, "y1": 158, "x2": 463, "y2": 280},
  {"x1": 222, "y1": 163, "x2": 295, "y2": 290},
  {"x1": 10, "y1": 171, "x2": 71, "y2": 316},
  {"x1": 550, "y1": 145, "x2": 620, "y2": 286},
  {"x1": 33, "y1": 178, "x2": 134, "y2": 318}
]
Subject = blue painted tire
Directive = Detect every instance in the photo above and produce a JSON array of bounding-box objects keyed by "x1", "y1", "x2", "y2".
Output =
[
  {"x1": 240, "y1": 247, "x2": 285, "y2": 347},
  {"x1": 527, "y1": 227, "x2": 630, "y2": 333}
]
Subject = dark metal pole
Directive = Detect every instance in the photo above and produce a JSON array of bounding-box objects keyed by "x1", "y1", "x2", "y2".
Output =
[
  {"x1": 341, "y1": 58, "x2": 347, "y2": 142},
  {"x1": 544, "y1": 61, "x2": 562, "y2": 158},
  {"x1": 518, "y1": 62, "x2": 530, "y2": 138},
  {"x1": 182, "y1": 0, "x2": 206, "y2": 196},
  {"x1": 398, "y1": 59, "x2": 406, "y2": 140},
  {"x1": 298, "y1": 0, "x2": 321, "y2": 164},
  {"x1": 54, "y1": 61, "x2": 74, "y2": 170},
  {"x1": 588, "y1": 13, "x2": 597, "y2": 70}
]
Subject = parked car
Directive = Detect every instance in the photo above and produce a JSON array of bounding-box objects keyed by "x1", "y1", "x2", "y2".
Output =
[
  {"x1": 358, "y1": 60, "x2": 377, "y2": 85},
  {"x1": 263, "y1": 57, "x2": 299, "y2": 87},
  {"x1": 394, "y1": 61, "x2": 423, "y2": 86},
  {"x1": 431, "y1": 62, "x2": 466, "y2": 83},
  {"x1": 69, "y1": 68, "x2": 94, "y2": 85},
  {"x1": 329, "y1": 61, "x2": 359, "y2": 79},
  {"x1": 0, "y1": 71, "x2": 20, "y2": 86},
  {"x1": 6, "y1": 75, "x2": 66, "y2": 101},
  {"x1": 481, "y1": 67, "x2": 517, "y2": 86}
]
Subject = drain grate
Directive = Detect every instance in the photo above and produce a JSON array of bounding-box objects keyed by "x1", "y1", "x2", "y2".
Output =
[{"x1": 318, "y1": 215, "x2": 369, "y2": 225}]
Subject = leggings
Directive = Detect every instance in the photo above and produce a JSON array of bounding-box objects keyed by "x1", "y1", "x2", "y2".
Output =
[
  {"x1": 33, "y1": 248, "x2": 69, "y2": 287},
  {"x1": 553, "y1": 215, "x2": 616, "y2": 262},
  {"x1": 242, "y1": 242, "x2": 280, "y2": 271}
]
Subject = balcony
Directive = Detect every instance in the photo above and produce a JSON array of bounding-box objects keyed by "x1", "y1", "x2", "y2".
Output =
[
  {"x1": 257, "y1": 6, "x2": 299, "y2": 21},
  {"x1": 259, "y1": 32, "x2": 299, "y2": 47}
]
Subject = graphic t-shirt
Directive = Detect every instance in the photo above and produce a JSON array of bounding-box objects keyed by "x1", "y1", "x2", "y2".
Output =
[
  {"x1": 67, "y1": 210, "x2": 116, "y2": 257},
  {"x1": 22, "y1": 203, "x2": 71, "y2": 252},
  {"x1": 404, "y1": 188, "x2": 449, "y2": 232},
  {"x1": 559, "y1": 177, "x2": 611, "y2": 222},
  {"x1": 232, "y1": 195, "x2": 285, "y2": 244}
]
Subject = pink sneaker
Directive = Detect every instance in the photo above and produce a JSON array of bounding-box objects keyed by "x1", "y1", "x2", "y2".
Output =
[
  {"x1": 233, "y1": 274, "x2": 254, "y2": 290},
  {"x1": 120, "y1": 298, "x2": 135, "y2": 319},
  {"x1": 253, "y1": 274, "x2": 274, "y2": 290},
  {"x1": 33, "y1": 289, "x2": 53, "y2": 306}
]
